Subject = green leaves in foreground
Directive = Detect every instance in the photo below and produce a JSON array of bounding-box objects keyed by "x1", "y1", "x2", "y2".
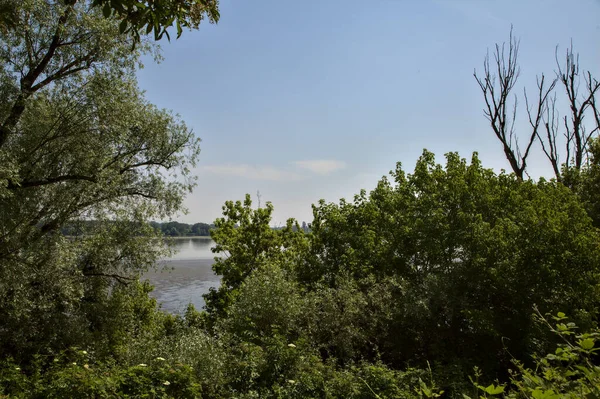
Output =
[
  {"x1": 0, "y1": 353, "x2": 202, "y2": 398},
  {"x1": 466, "y1": 311, "x2": 600, "y2": 399},
  {"x1": 90, "y1": 0, "x2": 220, "y2": 42}
]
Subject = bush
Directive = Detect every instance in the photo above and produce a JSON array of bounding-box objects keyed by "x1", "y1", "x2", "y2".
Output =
[{"x1": 0, "y1": 352, "x2": 202, "y2": 398}]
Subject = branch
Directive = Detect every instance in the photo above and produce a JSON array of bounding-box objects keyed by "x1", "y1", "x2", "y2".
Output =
[
  {"x1": 539, "y1": 95, "x2": 562, "y2": 180},
  {"x1": 0, "y1": 3, "x2": 79, "y2": 148},
  {"x1": 474, "y1": 27, "x2": 524, "y2": 179},
  {"x1": 119, "y1": 149, "x2": 180, "y2": 174},
  {"x1": 526, "y1": 74, "x2": 557, "y2": 177},
  {"x1": 82, "y1": 272, "x2": 137, "y2": 285},
  {"x1": 7, "y1": 174, "x2": 98, "y2": 190},
  {"x1": 555, "y1": 44, "x2": 598, "y2": 170},
  {"x1": 30, "y1": 50, "x2": 98, "y2": 92},
  {"x1": 124, "y1": 190, "x2": 159, "y2": 200}
]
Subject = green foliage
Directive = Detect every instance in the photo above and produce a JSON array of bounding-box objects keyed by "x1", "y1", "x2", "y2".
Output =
[
  {"x1": 3, "y1": 147, "x2": 599, "y2": 396},
  {"x1": 90, "y1": 0, "x2": 220, "y2": 42},
  {"x1": 572, "y1": 137, "x2": 600, "y2": 227},
  {"x1": 204, "y1": 194, "x2": 308, "y2": 321},
  {"x1": 1, "y1": 9, "x2": 598, "y2": 392},
  {"x1": 505, "y1": 311, "x2": 600, "y2": 399},
  {"x1": 219, "y1": 263, "x2": 303, "y2": 343},
  {"x1": 206, "y1": 150, "x2": 600, "y2": 395},
  {"x1": 463, "y1": 311, "x2": 600, "y2": 399},
  {"x1": 149, "y1": 221, "x2": 214, "y2": 237},
  {"x1": 0, "y1": 0, "x2": 199, "y2": 365},
  {"x1": 305, "y1": 151, "x2": 600, "y2": 374},
  {"x1": 0, "y1": 354, "x2": 202, "y2": 398}
]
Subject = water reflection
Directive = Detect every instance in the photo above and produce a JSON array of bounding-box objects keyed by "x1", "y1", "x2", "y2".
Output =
[
  {"x1": 191, "y1": 237, "x2": 212, "y2": 251},
  {"x1": 144, "y1": 238, "x2": 221, "y2": 314},
  {"x1": 165, "y1": 237, "x2": 216, "y2": 260}
]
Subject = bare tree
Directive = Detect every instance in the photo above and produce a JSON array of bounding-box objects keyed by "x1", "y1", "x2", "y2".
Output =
[
  {"x1": 537, "y1": 45, "x2": 600, "y2": 182},
  {"x1": 474, "y1": 28, "x2": 555, "y2": 180},
  {"x1": 476, "y1": 30, "x2": 600, "y2": 183}
]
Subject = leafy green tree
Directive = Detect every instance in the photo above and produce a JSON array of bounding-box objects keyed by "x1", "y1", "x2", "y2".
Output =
[
  {"x1": 0, "y1": 0, "x2": 200, "y2": 363},
  {"x1": 306, "y1": 150, "x2": 600, "y2": 379},
  {"x1": 204, "y1": 194, "x2": 308, "y2": 321}
]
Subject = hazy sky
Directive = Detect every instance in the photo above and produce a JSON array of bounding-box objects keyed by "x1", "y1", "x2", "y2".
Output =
[{"x1": 137, "y1": 0, "x2": 600, "y2": 225}]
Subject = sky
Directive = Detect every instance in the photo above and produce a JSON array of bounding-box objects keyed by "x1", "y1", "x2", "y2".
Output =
[{"x1": 136, "y1": 0, "x2": 600, "y2": 225}]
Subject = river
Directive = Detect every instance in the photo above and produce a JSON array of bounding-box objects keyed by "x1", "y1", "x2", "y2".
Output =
[{"x1": 143, "y1": 237, "x2": 220, "y2": 314}]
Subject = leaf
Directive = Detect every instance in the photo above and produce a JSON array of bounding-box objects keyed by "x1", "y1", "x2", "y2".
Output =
[
  {"x1": 102, "y1": 3, "x2": 111, "y2": 18},
  {"x1": 531, "y1": 389, "x2": 560, "y2": 399},
  {"x1": 119, "y1": 19, "x2": 128, "y2": 34},
  {"x1": 556, "y1": 323, "x2": 568, "y2": 331},
  {"x1": 109, "y1": 0, "x2": 124, "y2": 13},
  {"x1": 484, "y1": 384, "x2": 505, "y2": 395},
  {"x1": 579, "y1": 337, "x2": 595, "y2": 350},
  {"x1": 176, "y1": 20, "x2": 182, "y2": 38}
]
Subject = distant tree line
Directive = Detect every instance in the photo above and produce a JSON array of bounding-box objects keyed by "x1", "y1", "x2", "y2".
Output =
[
  {"x1": 60, "y1": 220, "x2": 306, "y2": 237},
  {"x1": 59, "y1": 220, "x2": 214, "y2": 237},
  {"x1": 149, "y1": 221, "x2": 214, "y2": 237}
]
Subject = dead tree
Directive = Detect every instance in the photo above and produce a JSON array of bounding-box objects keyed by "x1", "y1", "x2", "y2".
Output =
[
  {"x1": 537, "y1": 45, "x2": 600, "y2": 183},
  {"x1": 474, "y1": 28, "x2": 555, "y2": 181},
  {"x1": 476, "y1": 30, "x2": 600, "y2": 183}
]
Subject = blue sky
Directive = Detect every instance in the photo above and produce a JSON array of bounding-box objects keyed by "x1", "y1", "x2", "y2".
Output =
[{"x1": 137, "y1": 0, "x2": 600, "y2": 225}]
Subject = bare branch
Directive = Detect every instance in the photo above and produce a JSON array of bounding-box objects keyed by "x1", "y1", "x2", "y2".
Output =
[
  {"x1": 539, "y1": 95, "x2": 562, "y2": 179},
  {"x1": 474, "y1": 27, "x2": 529, "y2": 179},
  {"x1": 555, "y1": 43, "x2": 599, "y2": 170},
  {"x1": 526, "y1": 74, "x2": 558, "y2": 178}
]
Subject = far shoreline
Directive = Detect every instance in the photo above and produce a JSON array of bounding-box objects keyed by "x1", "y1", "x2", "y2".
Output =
[{"x1": 167, "y1": 236, "x2": 212, "y2": 239}]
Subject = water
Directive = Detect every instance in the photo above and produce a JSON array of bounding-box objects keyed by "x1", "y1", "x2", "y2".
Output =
[{"x1": 143, "y1": 237, "x2": 221, "y2": 314}]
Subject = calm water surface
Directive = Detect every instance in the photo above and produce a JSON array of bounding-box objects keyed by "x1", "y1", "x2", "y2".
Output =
[{"x1": 143, "y1": 237, "x2": 220, "y2": 313}]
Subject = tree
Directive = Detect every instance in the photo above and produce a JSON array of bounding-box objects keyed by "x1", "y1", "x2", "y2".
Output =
[
  {"x1": 204, "y1": 194, "x2": 307, "y2": 322},
  {"x1": 474, "y1": 29, "x2": 600, "y2": 182},
  {"x1": 0, "y1": 0, "x2": 200, "y2": 362},
  {"x1": 191, "y1": 222, "x2": 212, "y2": 236}
]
